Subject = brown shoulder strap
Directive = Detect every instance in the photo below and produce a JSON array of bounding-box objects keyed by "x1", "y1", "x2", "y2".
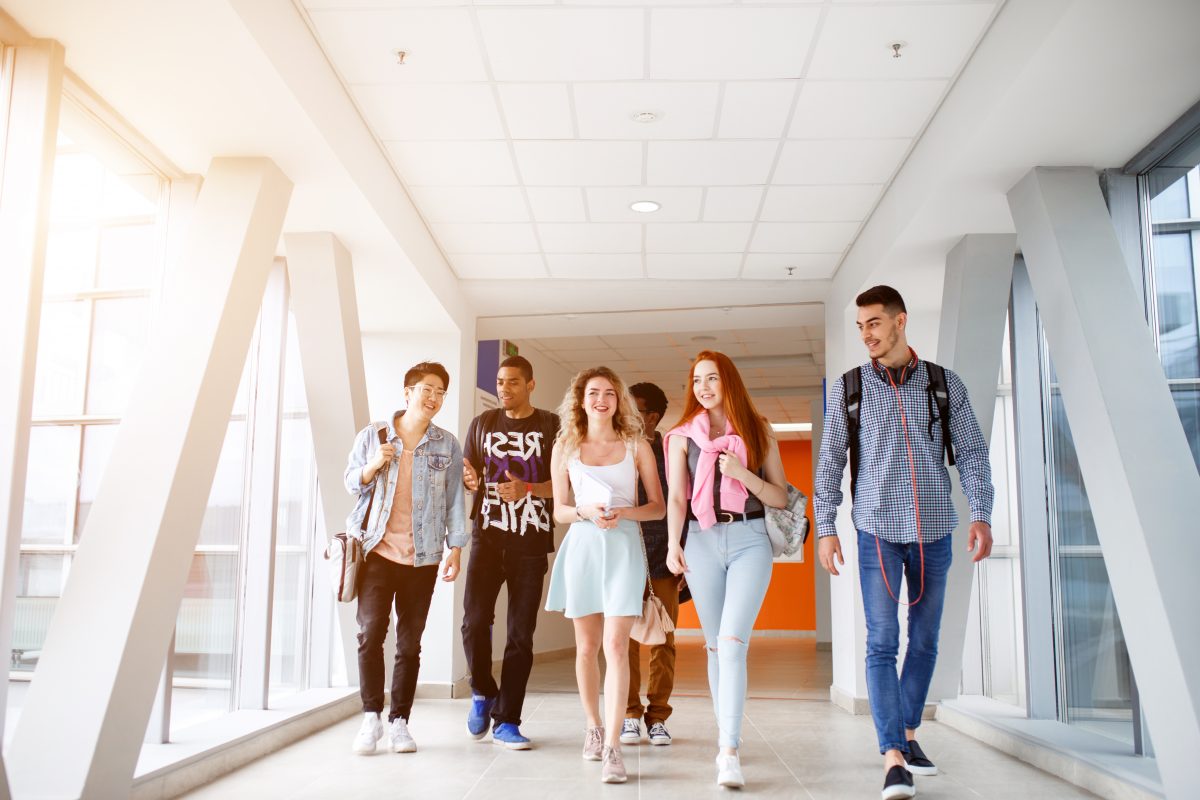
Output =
[{"x1": 359, "y1": 426, "x2": 391, "y2": 534}]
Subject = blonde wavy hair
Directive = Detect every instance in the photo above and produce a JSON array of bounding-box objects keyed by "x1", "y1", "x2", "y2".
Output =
[{"x1": 554, "y1": 366, "x2": 644, "y2": 460}]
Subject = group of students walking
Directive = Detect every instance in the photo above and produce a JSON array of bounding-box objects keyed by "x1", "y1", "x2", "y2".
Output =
[{"x1": 341, "y1": 285, "x2": 995, "y2": 800}]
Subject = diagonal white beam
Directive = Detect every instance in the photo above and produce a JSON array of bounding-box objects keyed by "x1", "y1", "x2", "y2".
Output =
[
  {"x1": 8, "y1": 158, "x2": 292, "y2": 799},
  {"x1": 1008, "y1": 166, "x2": 1200, "y2": 799},
  {"x1": 0, "y1": 39, "x2": 64, "y2": 742},
  {"x1": 929, "y1": 234, "x2": 1016, "y2": 702},
  {"x1": 283, "y1": 232, "x2": 369, "y2": 682}
]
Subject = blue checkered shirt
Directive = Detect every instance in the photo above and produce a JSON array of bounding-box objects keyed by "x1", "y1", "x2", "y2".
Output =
[{"x1": 815, "y1": 361, "x2": 994, "y2": 544}]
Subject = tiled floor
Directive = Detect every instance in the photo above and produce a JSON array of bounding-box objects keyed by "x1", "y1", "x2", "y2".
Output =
[{"x1": 181, "y1": 637, "x2": 1099, "y2": 799}]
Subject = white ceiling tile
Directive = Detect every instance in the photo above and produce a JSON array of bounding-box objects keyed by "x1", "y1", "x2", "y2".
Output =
[
  {"x1": 538, "y1": 223, "x2": 642, "y2": 253},
  {"x1": 544, "y1": 348, "x2": 620, "y2": 364},
  {"x1": 647, "y1": 141, "x2": 777, "y2": 185},
  {"x1": 789, "y1": 80, "x2": 947, "y2": 139},
  {"x1": 742, "y1": 253, "x2": 842, "y2": 280},
  {"x1": 703, "y1": 187, "x2": 764, "y2": 222},
  {"x1": 497, "y1": 84, "x2": 574, "y2": 139},
  {"x1": 773, "y1": 139, "x2": 910, "y2": 185},
  {"x1": 536, "y1": 335, "x2": 607, "y2": 350},
  {"x1": 750, "y1": 222, "x2": 859, "y2": 253},
  {"x1": 411, "y1": 187, "x2": 529, "y2": 223},
  {"x1": 546, "y1": 254, "x2": 644, "y2": 279},
  {"x1": 451, "y1": 254, "x2": 547, "y2": 279},
  {"x1": 305, "y1": 0, "x2": 470, "y2": 7},
  {"x1": 354, "y1": 84, "x2": 503, "y2": 140},
  {"x1": 431, "y1": 223, "x2": 539, "y2": 253},
  {"x1": 478, "y1": 9, "x2": 645, "y2": 82},
  {"x1": 387, "y1": 141, "x2": 517, "y2": 186},
  {"x1": 646, "y1": 223, "x2": 752, "y2": 253},
  {"x1": 526, "y1": 187, "x2": 587, "y2": 222},
  {"x1": 646, "y1": 254, "x2": 741, "y2": 280},
  {"x1": 650, "y1": 8, "x2": 822, "y2": 80},
  {"x1": 307, "y1": 9, "x2": 486, "y2": 84},
  {"x1": 514, "y1": 141, "x2": 643, "y2": 185},
  {"x1": 760, "y1": 185, "x2": 881, "y2": 222},
  {"x1": 808, "y1": 4, "x2": 996, "y2": 80},
  {"x1": 718, "y1": 82, "x2": 797, "y2": 139},
  {"x1": 587, "y1": 187, "x2": 702, "y2": 222},
  {"x1": 574, "y1": 83, "x2": 720, "y2": 140}
]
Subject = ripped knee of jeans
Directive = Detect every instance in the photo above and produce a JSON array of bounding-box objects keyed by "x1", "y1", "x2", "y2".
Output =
[{"x1": 717, "y1": 635, "x2": 748, "y2": 662}]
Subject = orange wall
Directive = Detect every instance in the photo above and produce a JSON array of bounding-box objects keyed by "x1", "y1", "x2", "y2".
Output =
[{"x1": 677, "y1": 439, "x2": 816, "y2": 631}]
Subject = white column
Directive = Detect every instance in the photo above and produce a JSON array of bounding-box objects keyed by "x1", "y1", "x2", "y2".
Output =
[
  {"x1": 283, "y1": 233, "x2": 369, "y2": 683},
  {"x1": 928, "y1": 234, "x2": 1016, "y2": 703},
  {"x1": 1008, "y1": 167, "x2": 1200, "y2": 800},
  {"x1": 811, "y1": 398, "x2": 832, "y2": 650},
  {"x1": 8, "y1": 158, "x2": 292, "y2": 800},
  {"x1": 825, "y1": 300, "x2": 870, "y2": 713},
  {"x1": 0, "y1": 39, "x2": 64, "y2": 741}
]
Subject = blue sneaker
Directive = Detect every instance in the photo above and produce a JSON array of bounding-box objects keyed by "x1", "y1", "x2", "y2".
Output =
[
  {"x1": 492, "y1": 722, "x2": 532, "y2": 750},
  {"x1": 467, "y1": 695, "x2": 495, "y2": 739}
]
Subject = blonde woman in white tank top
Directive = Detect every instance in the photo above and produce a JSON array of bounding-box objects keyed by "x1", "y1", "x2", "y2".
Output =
[{"x1": 545, "y1": 367, "x2": 665, "y2": 783}]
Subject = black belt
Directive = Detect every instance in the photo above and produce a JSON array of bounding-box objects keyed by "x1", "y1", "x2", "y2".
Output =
[{"x1": 689, "y1": 509, "x2": 766, "y2": 524}]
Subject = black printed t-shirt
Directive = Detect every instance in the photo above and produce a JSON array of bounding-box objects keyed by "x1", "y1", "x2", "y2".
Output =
[{"x1": 463, "y1": 408, "x2": 560, "y2": 554}]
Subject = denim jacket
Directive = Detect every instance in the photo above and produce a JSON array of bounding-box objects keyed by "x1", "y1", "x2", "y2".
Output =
[{"x1": 343, "y1": 412, "x2": 467, "y2": 567}]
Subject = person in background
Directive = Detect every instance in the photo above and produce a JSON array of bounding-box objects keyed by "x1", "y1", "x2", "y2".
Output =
[{"x1": 621, "y1": 382, "x2": 680, "y2": 748}]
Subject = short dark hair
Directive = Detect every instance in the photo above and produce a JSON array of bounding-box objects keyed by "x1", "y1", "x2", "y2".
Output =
[
  {"x1": 404, "y1": 361, "x2": 450, "y2": 391},
  {"x1": 855, "y1": 285, "x2": 907, "y2": 316},
  {"x1": 499, "y1": 355, "x2": 533, "y2": 382},
  {"x1": 629, "y1": 382, "x2": 668, "y2": 417}
]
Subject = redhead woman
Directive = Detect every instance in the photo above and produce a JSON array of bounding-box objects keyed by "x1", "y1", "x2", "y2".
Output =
[
  {"x1": 664, "y1": 351, "x2": 789, "y2": 788},
  {"x1": 544, "y1": 367, "x2": 665, "y2": 783}
]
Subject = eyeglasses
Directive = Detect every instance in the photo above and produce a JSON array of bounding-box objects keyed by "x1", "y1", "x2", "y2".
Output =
[{"x1": 408, "y1": 383, "x2": 447, "y2": 400}]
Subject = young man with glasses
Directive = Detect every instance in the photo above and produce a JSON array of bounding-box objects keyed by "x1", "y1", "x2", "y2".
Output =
[
  {"x1": 344, "y1": 362, "x2": 466, "y2": 755},
  {"x1": 460, "y1": 356, "x2": 560, "y2": 749},
  {"x1": 621, "y1": 382, "x2": 680, "y2": 747}
]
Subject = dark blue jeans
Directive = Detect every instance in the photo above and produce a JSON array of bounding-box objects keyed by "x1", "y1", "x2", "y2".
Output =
[{"x1": 858, "y1": 530, "x2": 953, "y2": 755}]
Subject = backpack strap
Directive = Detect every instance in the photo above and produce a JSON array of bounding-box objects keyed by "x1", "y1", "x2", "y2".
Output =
[
  {"x1": 842, "y1": 367, "x2": 863, "y2": 498},
  {"x1": 924, "y1": 361, "x2": 956, "y2": 467},
  {"x1": 360, "y1": 425, "x2": 391, "y2": 535}
]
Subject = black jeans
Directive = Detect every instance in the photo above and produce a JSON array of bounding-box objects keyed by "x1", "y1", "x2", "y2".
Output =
[
  {"x1": 460, "y1": 534, "x2": 548, "y2": 726},
  {"x1": 356, "y1": 553, "x2": 439, "y2": 722}
]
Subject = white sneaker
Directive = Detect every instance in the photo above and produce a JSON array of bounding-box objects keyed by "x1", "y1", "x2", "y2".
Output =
[
  {"x1": 619, "y1": 718, "x2": 642, "y2": 745},
  {"x1": 352, "y1": 712, "x2": 383, "y2": 754},
  {"x1": 716, "y1": 752, "x2": 745, "y2": 788},
  {"x1": 388, "y1": 717, "x2": 417, "y2": 753}
]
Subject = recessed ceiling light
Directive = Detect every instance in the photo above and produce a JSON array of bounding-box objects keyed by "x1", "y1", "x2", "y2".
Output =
[
  {"x1": 691, "y1": 335, "x2": 717, "y2": 343},
  {"x1": 394, "y1": 49, "x2": 409, "y2": 65},
  {"x1": 630, "y1": 200, "x2": 661, "y2": 213},
  {"x1": 771, "y1": 423, "x2": 813, "y2": 433},
  {"x1": 631, "y1": 111, "x2": 659, "y2": 124}
]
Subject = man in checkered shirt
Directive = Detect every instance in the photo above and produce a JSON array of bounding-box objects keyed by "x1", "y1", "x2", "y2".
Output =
[{"x1": 815, "y1": 285, "x2": 994, "y2": 800}]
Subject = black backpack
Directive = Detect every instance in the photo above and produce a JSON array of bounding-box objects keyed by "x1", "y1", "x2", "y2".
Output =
[{"x1": 842, "y1": 362, "x2": 955, "y2": 497}]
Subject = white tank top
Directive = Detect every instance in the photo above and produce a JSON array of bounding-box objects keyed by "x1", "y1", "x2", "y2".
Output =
[{"x1": 568, "y1": 441, "x2": 637, "y2": 510}]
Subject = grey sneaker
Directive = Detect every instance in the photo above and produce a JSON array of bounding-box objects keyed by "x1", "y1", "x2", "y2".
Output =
[
  {"x1": 620, "y1": 718, "x2": 642, "y2": 745},
  {"x1": 601, "y1": 746, "x2": 628, "y2": 783},
  {"x1": 648, "y1": 721, "x2": 672, "y2": 746},
  {"x1": 582, "y1": 726, "x2": 605, "y2": 761}
]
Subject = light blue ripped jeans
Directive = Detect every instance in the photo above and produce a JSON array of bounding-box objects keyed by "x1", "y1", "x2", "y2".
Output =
[{"x1": 684, "y1": 518, "x2": 774, "y2": 749}]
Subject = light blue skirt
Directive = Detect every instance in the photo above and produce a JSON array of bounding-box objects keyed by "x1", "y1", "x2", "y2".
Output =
[{"x1": 545, "y1": 518, "x2": 645, "y2": 618}]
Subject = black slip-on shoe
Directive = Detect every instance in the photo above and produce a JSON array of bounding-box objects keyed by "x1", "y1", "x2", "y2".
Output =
[
  {"x1": 882, "y1": 765, "x2": 916, "y2": 800},
  {"x1": 903, "y1": 740, "x2": 938, "y2": 776}
]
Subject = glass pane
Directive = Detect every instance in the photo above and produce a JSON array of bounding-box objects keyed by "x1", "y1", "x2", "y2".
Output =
[
  {"x1": 100, "y1": 172, "x2": 159, "y2": 218},
  {"x1": 983, "y1": 557, "x2": 1025, "y2": 708},
  {"x1": 171, "y1": 553, "x2": 239, "y2": 731},
  {"x1": 49, "y1": 152, "x2": 104, "y2": 223},
  {"x1": 85, "y1": 297, "x2": 151, "y2": 415},
  {"x1": 75, "y1": 424, "x2": 120, "y2": 542},
  {"x1": 43, "y1": 226, "x2": 98, "y2": 295},
  {"x1": 22, "y1": 426, "x2": 78, "y2": 544},
  {"x1": 1148, "y1": 170, "x2": 1189, "y2": 220},
  {"x1": 31, "y1": 301, "x2": 89, "y2": 416},
  {"x1": 1049, "y1": 390, "x2": 1098, "y2": 547},
  {"x1": 11, "y1": 554, "x2": 67, "y2": 672},
  {"x1": 96, "y1": 223, "x2": 159, "y2": 288},
  {"x1": 198, "y1": 421, "x2": 248, "y2": 547},
  {"x1": 1060, "y1": 556, "x2": 1133, "y2": 745},
  {"x1": 270, "y1": 416, "x2": 316, "y2": 694},
  {"x1": 1171, "y1": 384, "x2": 1200, "y2": 468},
  {"x1": 281, "y1": 313, "x2": 307, "y2": 412},
  {"x1": 1150, "y1": 232, "x2": 1199, "y2": 379}
]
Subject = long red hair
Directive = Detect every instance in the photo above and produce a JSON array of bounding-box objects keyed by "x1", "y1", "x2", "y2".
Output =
[{"x1": 673, "y1": 350, "x2": 770, "y2": 471}]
